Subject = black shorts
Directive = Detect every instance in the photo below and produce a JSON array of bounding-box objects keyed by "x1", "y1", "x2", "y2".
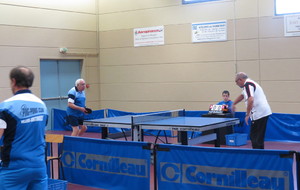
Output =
[{"x1": 67, "y1": 115, "x2": 84, "y2": 126}]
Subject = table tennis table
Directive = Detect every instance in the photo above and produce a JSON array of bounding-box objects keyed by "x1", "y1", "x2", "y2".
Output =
[{"x1": 83, "y1": 109, "x2": 240, "y2": 146}]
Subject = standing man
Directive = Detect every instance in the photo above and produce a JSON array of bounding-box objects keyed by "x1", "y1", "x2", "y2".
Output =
[
  {"x1": 67, "y1": 78, "x2": 88, "y2": 136},
  {"x1": 0, "y1": 66, "x2": 48, "y2": 189},
  {"x1": 233, "y1": 72, "x2": 272, "y2": 149}
]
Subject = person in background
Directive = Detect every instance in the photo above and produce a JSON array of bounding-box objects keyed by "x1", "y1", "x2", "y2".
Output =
[
  {"x1": 233, "y1": 72, "x2": 272, "y2": 149},
  {"x1": 0, "y1": 66, "x2": 48, "y2": 189},
  {"x1": 216, "y1": 90, "x2": 234, "y2": 135},
  {"x1": 217, "y1": 90, "x2": 233, "y2": 115},
  {"x1": 67, "y1": 78, "x2": 88, "y2": 136}
]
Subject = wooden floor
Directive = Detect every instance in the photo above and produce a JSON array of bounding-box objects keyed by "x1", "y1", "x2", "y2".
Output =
[{"x1": 47, "y1": 130, "x2": 300, "y2": 190}]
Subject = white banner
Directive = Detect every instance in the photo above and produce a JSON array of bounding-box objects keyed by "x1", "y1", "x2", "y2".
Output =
[
  {"x1": 284, "y1": 14, "x2": 300, "y2": 37},
  {"x1": 134, "y1": 26, "x2": 164, "y2": 47},
  {"x1": 192, "y1": 20, "x2": 227, "y2": 43}
]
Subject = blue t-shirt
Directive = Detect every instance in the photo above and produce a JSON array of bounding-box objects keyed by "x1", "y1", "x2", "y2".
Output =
[
  {"x1": 0, "y1": 90, "x2": 48, "y2": 168},
  {"x1": 66, "y1": 87, "x2": 86, "y2": 117},
  {"x1": 217, "y1": 100, "x2": 233, "y2": 113}
]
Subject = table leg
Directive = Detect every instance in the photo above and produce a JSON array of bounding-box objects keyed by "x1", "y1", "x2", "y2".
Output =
[
  {"x1": 179, "y1": 131, "x2": 188, "y2": 145},
  {"x1": 102, "y1": 127, "x2": 108, "y2": 139},
  {"x1": 132, "y1": 125, "x2": 141, "y2": 142},
  {"x1": 214, "y1": 128, "x2": 221, "y2": 147}
]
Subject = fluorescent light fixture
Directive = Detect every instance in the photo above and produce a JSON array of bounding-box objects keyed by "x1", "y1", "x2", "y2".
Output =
[
  {"x1": 275, "y1": 0, "x2": 300, "y2": 15},
  {"x1": 182, "y1": 0, "x2": 221, "y2": 4}
]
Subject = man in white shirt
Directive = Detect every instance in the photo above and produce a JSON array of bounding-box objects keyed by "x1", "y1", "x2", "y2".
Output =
[{"x1": 233, "y1": 72, "x2": 272, "y2": 149}]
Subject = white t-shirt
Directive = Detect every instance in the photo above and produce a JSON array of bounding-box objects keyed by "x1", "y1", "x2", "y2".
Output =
[
  {"x1": 242, "y1": 78, "x2": 272, "y2": 120},
  {"x1": 0, "y1": 119, "x2": 7, "y2": 129}
]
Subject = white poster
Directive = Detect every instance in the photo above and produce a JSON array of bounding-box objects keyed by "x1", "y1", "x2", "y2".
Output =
[
  {"x1": 284, "y1": 14, "x2": 300, "y2": 37},
  {"x1": 134, "y1": 26, "x2": 164, "y2": 47},
  {"x1": 192, "y1": 20, "x2": 227, "y2": 43}
]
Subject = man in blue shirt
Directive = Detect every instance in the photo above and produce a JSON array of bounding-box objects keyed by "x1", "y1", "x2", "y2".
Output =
[
  {"x1": 67, "y1": 79, "x2": 88, "y2": 136},
  {"x1": 0, "y1": 66, "x2": 48, "y2": 189}
]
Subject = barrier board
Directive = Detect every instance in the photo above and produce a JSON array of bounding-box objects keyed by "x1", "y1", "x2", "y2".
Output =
[
  {"x1": 62, "y1": 136, "x2": 151, "y2": 190},
  {"x1": 155, "y1": 144, "x2": 295, "y2": 190}
]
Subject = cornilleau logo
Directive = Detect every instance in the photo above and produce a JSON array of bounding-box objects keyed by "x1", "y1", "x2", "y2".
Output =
[
  {"x1": 160, "y1": 163, "x2": 289, "y2": 189},
  {"x1": 62, "y1": 151, "x2": 148, "y2": 178}
]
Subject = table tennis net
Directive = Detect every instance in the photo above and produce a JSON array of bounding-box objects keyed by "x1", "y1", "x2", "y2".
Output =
[{"x1": 132, "y1": 109, "x2": 185, "y2": 124}]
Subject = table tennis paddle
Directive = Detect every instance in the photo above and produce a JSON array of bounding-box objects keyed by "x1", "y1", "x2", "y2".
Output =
[{"x1": 85, "y1": 107, "x2": 92, "y2": 114}]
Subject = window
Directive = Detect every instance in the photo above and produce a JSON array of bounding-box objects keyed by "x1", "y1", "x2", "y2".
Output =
[
  {"x1": 182, "y1": 0, "x2": 221, "y2": 4},
  {"x1": 275, "y1": 0, "x2": 300, "y2": 15}
]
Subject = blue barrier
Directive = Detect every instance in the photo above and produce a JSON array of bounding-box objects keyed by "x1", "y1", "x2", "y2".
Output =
[
  {"x1": 155, "y1": 144, "x2": 295, "y2": 190},
  {"x1": 61, "y1": 136, "x2": 151, "y2": 190},
  {"x1": 58, "y1": 136, "x2": 297, "y2": 189},
  {"x1": 267, "y1": 113, "x2": 300, "y2": 142},
  {"x1": 52, "y1": 108, "x2": 104, "y2": 132}
]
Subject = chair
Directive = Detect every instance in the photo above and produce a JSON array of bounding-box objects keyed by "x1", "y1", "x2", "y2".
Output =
[{"x1": 45, "y1": 134, "x2": 65, "y2": 180}]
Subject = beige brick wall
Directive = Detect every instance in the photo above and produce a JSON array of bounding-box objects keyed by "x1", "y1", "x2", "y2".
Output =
[
  {"x1": 1, "y1": 0, "x2": 299, "y2": 114},
  {"x1": 98, "y1": 0, "x2": 300, "y2": 113},
  {"x1": 0, "y1": 0, "x2": 100, "y2": 109}
]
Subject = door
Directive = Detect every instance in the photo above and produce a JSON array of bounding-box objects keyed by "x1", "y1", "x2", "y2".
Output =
[{"x1": 40, "y1": 59, "x2": 82, "y2": 130}]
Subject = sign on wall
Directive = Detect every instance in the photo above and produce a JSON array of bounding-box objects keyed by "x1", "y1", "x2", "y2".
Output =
[
  {"x1": 192, "y1": 20, "x2": 227, "y2": 43},
  {"x1": 284, "y1": 14, "x2": 300, "y2": 37},
  {"x1": 134, "y1": 26, "x2": 164, "y2": 47}
]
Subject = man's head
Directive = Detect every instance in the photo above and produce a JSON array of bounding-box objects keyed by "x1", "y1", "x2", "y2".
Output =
[
  {"x1": 75, "y1": 78, "x2": 86, "y2": 92},
  {"x1": 222, "y1": 90, "x2": 230, "y2": 102},
  {"x1": 10, "y1": 66, "x2": 34, "y2": 93},
  {"x1": 235, "y1": 72, "x2": 248, "y2": 88}
]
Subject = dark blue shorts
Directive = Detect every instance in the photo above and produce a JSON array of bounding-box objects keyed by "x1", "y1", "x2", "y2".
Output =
[
  {"x1": 67, "y1": 115, "x2": 84, "y2": 126},
  {"x1": 0, "y1": 167, "x2": 47, "y2": 190}
]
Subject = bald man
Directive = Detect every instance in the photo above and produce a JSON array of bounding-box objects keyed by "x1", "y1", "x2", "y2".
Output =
[
  {"x1": 233, "y1": 72, "x2": 272, "y2": 149},
  {"x1": 0, "y1": 66, "x2": 48, "y2": 189}
]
